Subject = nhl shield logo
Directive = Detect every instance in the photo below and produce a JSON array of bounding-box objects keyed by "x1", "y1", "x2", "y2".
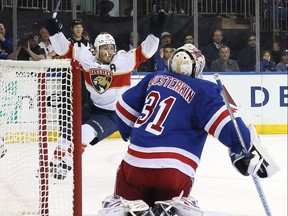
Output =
[{"x1": 90, "y1": 69, "x2": 113, "y2": 94}]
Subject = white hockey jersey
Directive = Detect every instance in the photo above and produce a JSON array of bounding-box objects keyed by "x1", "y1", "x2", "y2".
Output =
[{"x1": 49, "y1": 32, "x2": 159, "y2": 110}]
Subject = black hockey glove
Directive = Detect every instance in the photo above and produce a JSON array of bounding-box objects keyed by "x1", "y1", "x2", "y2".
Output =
[
  {"x1": 44, "y1": 17, "x2": 63, "y2": 36},
  {"x1": 149, "y1": 10, "x2": 166, "y2": 38}
]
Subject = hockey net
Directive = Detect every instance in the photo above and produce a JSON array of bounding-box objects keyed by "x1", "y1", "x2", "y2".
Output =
[{"x1": 0, "y1": 59, "x2": 82, "y2": 216}]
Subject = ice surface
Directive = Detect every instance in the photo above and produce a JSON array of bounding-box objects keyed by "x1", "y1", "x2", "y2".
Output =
[{"x1": 82, "y1": 135, "x2": 287, "y2": 216}]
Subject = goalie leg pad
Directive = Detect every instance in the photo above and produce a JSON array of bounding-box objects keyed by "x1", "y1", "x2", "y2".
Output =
[
  {"x1": 248, "y1": 124, "x2": 280, "y2": 178},
  {"x1": 153, "y1": 191, "x2": 204, "y2": 216},
  {"x1": 98, "y1": 195, "x2": 153, "y2": 216}
]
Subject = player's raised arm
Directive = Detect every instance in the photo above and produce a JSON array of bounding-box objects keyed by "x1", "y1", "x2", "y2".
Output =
[
  {"x1": 43, "y1": 17, "x2": 70, "y2": 56},
  {"x1": 149, "y1": 10, "x2": 166, "y2": 38}
]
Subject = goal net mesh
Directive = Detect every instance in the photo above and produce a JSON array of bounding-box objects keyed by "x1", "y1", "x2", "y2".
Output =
[{"x1": 0, "y1": 59, "x2": 80, "y2": 216}]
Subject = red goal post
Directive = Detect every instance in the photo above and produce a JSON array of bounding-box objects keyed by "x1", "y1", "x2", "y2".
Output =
[{"x1": 0, "y1": 59, "x2": 82, "y2": 216}]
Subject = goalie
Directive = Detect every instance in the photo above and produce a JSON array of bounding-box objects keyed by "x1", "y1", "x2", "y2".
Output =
[{"x1": 97, "y1": 44, "x2": 280, "y2": 216}]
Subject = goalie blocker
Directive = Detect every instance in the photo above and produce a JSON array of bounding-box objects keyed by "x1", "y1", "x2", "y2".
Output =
[{"x1": 230, "y1": 124, "x2": 280, "y2": 178}]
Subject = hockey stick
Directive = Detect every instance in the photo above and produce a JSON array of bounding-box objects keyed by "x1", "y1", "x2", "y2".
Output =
[
  {"x1": 52, "y1": 0, "x2": 62, "y2": 18},
  {"x1": 213, "y1": 73, "x2": 272, "y2": 216}
]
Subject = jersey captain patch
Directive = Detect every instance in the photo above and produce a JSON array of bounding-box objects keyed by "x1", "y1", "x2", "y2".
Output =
[{"x1": 90, "y1": 69, "x2": 113, "y2": 94}]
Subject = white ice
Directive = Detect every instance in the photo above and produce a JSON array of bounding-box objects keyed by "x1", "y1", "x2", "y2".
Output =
[{"x1": 82, "y1": 134, "x2": 287, "y2": 216}]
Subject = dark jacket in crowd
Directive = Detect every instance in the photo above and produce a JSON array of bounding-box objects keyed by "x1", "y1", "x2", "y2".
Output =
[
  {"x1": 260, "y1": 59, "x2": 276, "y2": 72},
  {"x1": 236, "y1": 47, "x2": 256, "y2": 71},
  {"x1": 17, "y1": 44, "x2": 46, "y2": 60},
  {"x1": 210, "y1": 58, "x2": 240, "y2": 72},
  {"x1": 203, "y1": 42, "x2": 222, "y2": 70}
]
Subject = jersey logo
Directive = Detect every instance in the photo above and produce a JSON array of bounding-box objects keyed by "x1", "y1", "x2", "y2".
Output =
[{"x1": 90, "y1": 69, "x2": 113, "y2": 94}]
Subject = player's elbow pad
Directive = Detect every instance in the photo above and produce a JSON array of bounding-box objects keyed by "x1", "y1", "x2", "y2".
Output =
[{"x1": 230, "y1": 125, "x2": 280, "y2": 178}]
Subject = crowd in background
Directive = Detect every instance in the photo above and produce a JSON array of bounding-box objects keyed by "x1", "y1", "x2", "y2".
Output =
[{"x1": 0, "y1": 20, "x2": 287, "y2": 72}]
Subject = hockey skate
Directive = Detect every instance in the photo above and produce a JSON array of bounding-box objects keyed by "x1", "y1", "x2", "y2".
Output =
[
  {"x1": 49, "y1": 137, "x2": 73, "y2": 180},
  {"x1": 50, "y1": 157, "x2": 72, "y2": 180},
  {"x1": 0, "y1": 137, "x2": 7, "y2": 159}
]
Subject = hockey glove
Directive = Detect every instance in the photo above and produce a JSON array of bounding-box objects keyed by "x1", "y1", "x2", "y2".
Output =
[
  {"x1": 230, "y1": 124, "x2": 280, "y2": 178},
  {"x1": 44, "y1": 17, "x2": 63, "y2": 36},
  {"x1": 230, "y1": 147, "x2": 263, "y2": 177},
  {"x1": 149, "y1": 10, "x2": 166, "y2": 38}
]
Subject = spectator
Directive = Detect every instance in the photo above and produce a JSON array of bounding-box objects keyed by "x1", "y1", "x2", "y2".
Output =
[
  {"x1": 210, "y1": 45, "x2": 240, "y2": 72},
  {"x1": 236, "y1": 33, "x2": 256, "y2": 71},
  {"x1": 271, "y1": 40, "x2": 282, "y2": 64},
  {"x1": 154, "y1": 44, "x2": 175, "y2": 71},
  {"x1": 68, "y1": 19, "x2": 93, "y2": 106},
  {"x1": 17, "y1": 33, "x2": 46, "y2": 61},
  {"x1": 122, "y1": 31, "x2": 140, "y2": 51},
  {"x1": 160, "y1": 32, "x2": 172, "y2": 47},
  {"x1": 276, "y1": 49, "x2": 288, "y2": 71},
  {"x1": 184, "y1": 34, "x2": 194, "y2": 45},
  {"x1": 203, "y1": 29, "x2": 224, "y2": 70},
  {"x1": 259, "y1": 50, "x2": 276, "y2": 71},
  {"x1": 68, "y1": 19, "x2": 93, "y2": 53},
  {"x1": 153, "y1": 31, "x2": 172, "y2": 71},
  {"x1": 0, "y1": 23, "x2": 13, "y2": 59},
  {"x1": 38, "y1": 26, "x2": 55, "y2": 59}
]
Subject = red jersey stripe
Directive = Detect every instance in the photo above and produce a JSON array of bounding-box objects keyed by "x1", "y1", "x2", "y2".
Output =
[
  {"x1": 128, "y1": 148, "x2": 198, "y2": 170},
  {"x1": 209, "y1": 108, "x2": 236, "y2": 135},
  {"x1": 116, "y1": 102, "x2": 138, "y2": 123}
]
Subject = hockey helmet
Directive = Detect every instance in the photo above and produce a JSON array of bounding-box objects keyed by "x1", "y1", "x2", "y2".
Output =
[
  {"x1": 168, "y1": 43, "x2": 205, "y2": 78},
  {"x1": 94, "y1": 33, "x2": 116, "y2": 57}
]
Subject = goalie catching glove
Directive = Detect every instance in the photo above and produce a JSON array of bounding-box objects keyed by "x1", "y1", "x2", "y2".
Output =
[
  {"x1": 149, "y1": 10, "x2": 166, "y2": 38},
  {"x1": 230, "y1": 124, "x2": 280, "y2": 178},
  {"x1": 44, "y1": 17, "x2": 63, "y2": 36}
]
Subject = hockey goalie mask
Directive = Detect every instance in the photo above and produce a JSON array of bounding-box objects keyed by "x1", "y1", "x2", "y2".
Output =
[
  {"x1": 94, "y1": 33, "x2": 116, "y2": 58},
  {"x1": 168, "y1": 44, "x2": 205, "y2": 78}
]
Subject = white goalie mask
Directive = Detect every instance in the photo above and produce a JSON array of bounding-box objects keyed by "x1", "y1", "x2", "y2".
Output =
[
  {"x1": 94, "y1": 33, "x2": 116, "y2": 57},
  {"x1": 168, "y1": 44, "x2": 205, "y2": 78}
]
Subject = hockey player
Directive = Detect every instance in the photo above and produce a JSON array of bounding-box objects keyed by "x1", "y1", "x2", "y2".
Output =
[
  {"x1": 97, "y1": 43, "x2": 279, "y2": 216},
  {"x1": 43, "y1": 12, "x2": 165, "y2": 180}
]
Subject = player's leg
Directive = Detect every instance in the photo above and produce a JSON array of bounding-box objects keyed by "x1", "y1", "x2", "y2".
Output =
[
  {"x1": 82, "y1": 108, "x2": 118, "y2": 149},
  {"x1": 50, "y1": 107, "x2": 118, "y2": 180},
  {"x1": 116, "y1": 161, "x2": 195, "y2": 207}
]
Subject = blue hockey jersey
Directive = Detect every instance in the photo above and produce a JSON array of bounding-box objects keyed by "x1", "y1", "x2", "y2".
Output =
[{"x1": 115, "y1": 71, "x2": 251, "y2": 178}]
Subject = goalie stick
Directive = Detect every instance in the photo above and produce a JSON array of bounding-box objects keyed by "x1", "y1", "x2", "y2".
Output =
[
  {"x1": 213, "y1": 73, "x2": 272, "y2": 216},
  {"x1": 52, "y1": 0, "x2": 62, "y2": 18}
]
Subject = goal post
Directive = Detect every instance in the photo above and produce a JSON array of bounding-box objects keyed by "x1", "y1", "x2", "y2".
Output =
[{"x1": 0, "y1": 59, "x2": 82, "y2": 216}]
